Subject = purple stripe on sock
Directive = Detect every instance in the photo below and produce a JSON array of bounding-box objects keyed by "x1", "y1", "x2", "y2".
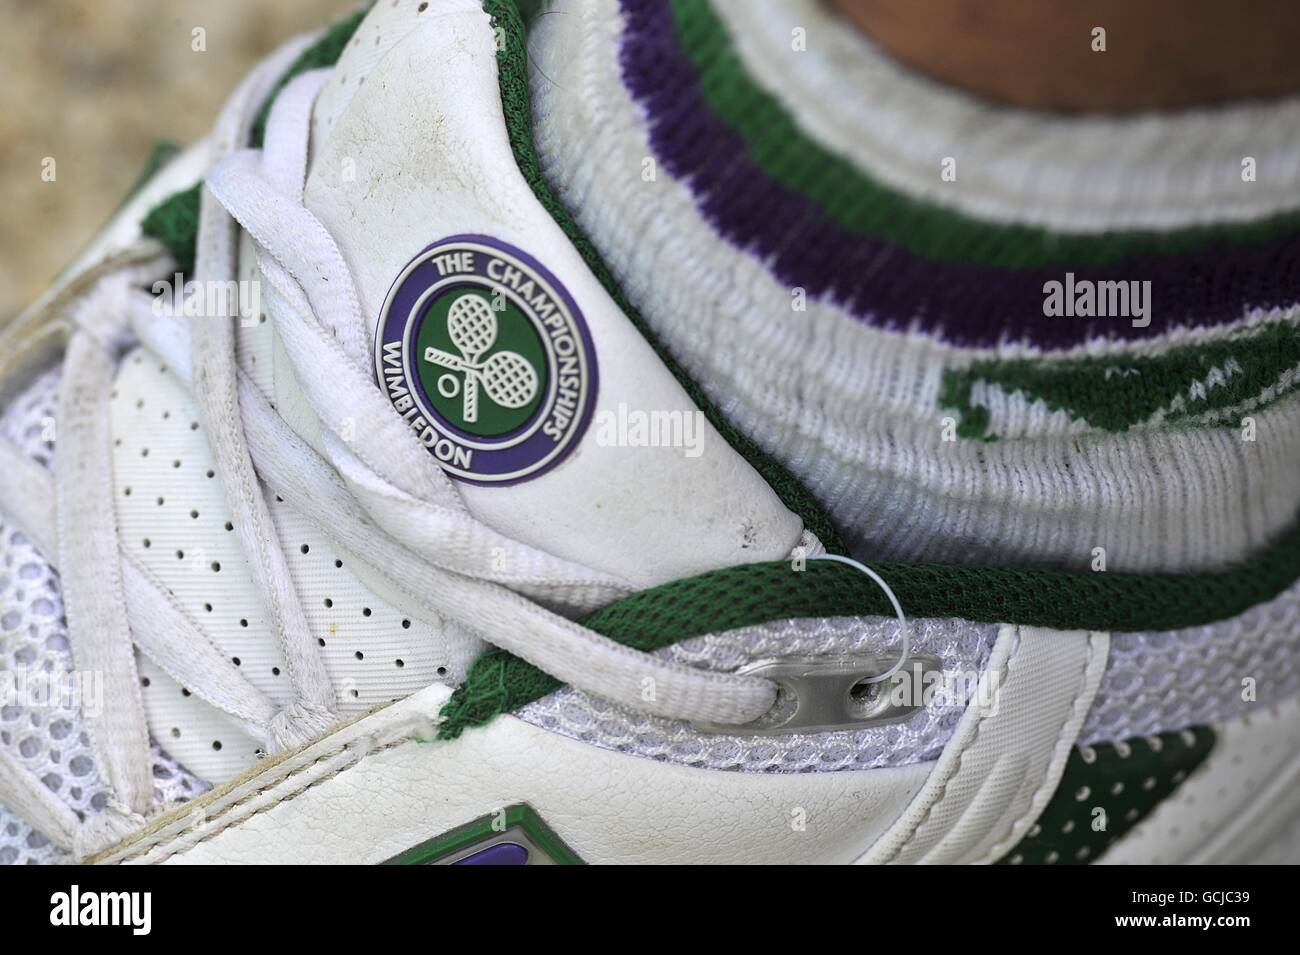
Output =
[{"x1": 618, "y1": 0, "x2": 1300, "y2": 348}]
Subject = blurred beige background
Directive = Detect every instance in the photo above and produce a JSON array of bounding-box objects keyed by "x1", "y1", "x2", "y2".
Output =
[{"x1": 0, "y1": 0, "x2": 360, "y2": 321}]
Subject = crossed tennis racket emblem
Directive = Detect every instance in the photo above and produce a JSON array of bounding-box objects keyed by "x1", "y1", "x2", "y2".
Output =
[{"x1": 423, "y1": 294, "x2": 541, "y2": 423}]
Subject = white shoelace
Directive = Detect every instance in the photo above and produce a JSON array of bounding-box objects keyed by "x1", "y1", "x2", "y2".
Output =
[{"x1": 0, "y1": 36, "x2": 781, "y2": 858}]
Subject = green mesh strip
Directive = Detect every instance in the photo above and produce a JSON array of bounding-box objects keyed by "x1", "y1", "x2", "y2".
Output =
[
  {"x1": 439, "y1": 512, "x2": 1300, "y2": 737},
  {"x1": 996, "y1": 727, "x2": 1216, "y2": 865},
  {"x1": 671, "y1": 0, "x2": 1300, "y2": 270},
  {"x1": 140, "y1": 183, "x2": 202, "y2": 275},
  {"x1": 482, "y1": 0, "x2": 844, "y2": 552}
]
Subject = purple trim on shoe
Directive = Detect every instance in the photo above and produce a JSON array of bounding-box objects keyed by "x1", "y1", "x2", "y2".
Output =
[{"x1": 453, "y1": 842, "x2": 530, "y2": 865}]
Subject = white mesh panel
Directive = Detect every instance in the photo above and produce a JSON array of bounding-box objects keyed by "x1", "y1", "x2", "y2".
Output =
[
  {"x1": 0, "y1": 804, "x2": 63, "y2": 865},
  {"x1": 0, "y1": 509, "x2": 210, "y2": 866},
  {"x1": 1084, "y1": 581, "x2": 1300, "y2": 744},
  {"x1": 519, "y1": 616, "x2": 1000, "y2": 772}
]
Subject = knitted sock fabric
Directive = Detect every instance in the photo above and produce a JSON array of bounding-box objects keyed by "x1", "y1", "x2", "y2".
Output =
[{"x1": 526, "y1": 0, "x2": 1300, "y2": 574}]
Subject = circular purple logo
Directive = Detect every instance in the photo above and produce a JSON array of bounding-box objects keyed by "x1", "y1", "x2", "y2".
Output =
[{"x1": 374, "y1": 235, "x2": 598, "y2": 484}]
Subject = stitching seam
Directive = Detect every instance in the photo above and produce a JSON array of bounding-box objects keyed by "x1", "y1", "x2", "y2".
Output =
[
  {"x1": 880, "y1": 624, "x2": 1022, "y2": 864},
  {"x1": 977, "y1": 630, "x2": 1103, "y2": 864},
  {"x1": 112, "y1": 721, "x2": 424, "y2": 864}
]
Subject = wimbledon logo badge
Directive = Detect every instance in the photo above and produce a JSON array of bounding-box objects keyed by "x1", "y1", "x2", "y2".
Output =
[{"x1": 374, "y1": 235, "x2": 599, "y2": 484}]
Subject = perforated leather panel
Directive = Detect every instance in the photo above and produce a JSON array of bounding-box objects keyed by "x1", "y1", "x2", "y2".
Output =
[{"x1": 109, "y1": 348, "x2": 481, "y2": 781}]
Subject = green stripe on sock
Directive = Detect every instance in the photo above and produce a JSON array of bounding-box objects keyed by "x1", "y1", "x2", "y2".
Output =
[
  {"x1": 670, "y1": 0, "x2": 1300, "y2": 270},
  {"x1": 941, "y1": 320, "x2": 1300, "y2": 437}
]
